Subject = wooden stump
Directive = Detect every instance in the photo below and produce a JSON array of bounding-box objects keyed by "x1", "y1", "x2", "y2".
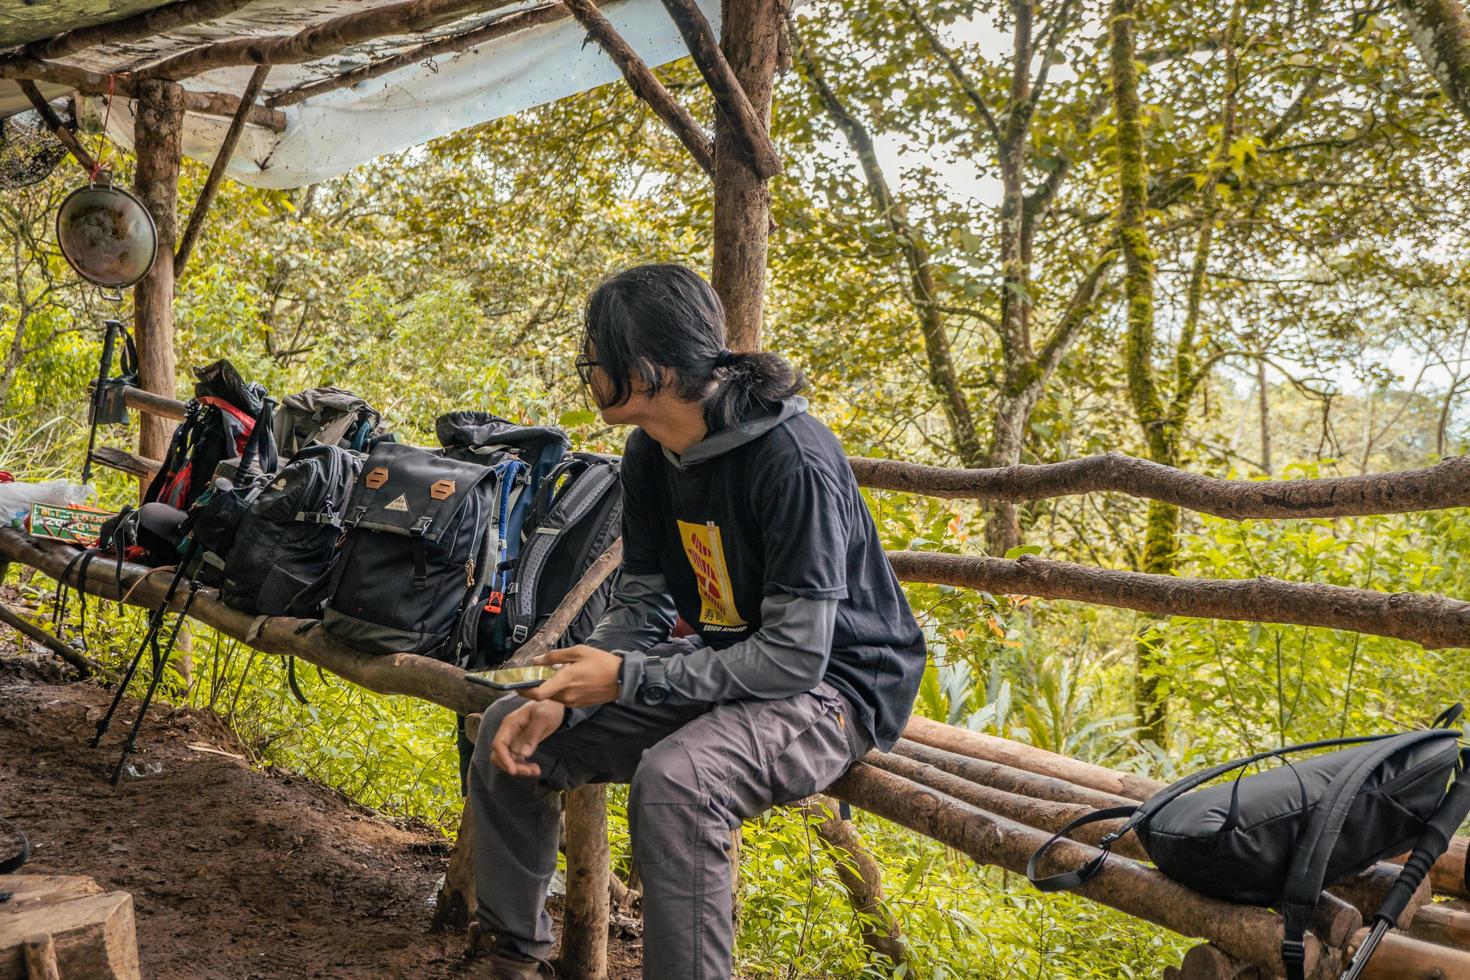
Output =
[
  {"x1": 1177, "y1": 942, "x2": 1259, "y2": 979},
  {"x1": 0, "y1": 876, "x2": 140, "y2": 980},
  {"x1": 1345, "y1": 927, "x2": 1470, "y2": 979},
  {"x1": 1408, "y1": 901, "x2": 1470, "y2": 951}
]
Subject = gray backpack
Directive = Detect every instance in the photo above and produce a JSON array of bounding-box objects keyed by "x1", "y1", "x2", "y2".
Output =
[{"x1": 273, "y1": 386, "x2": 385, "y2": 457}]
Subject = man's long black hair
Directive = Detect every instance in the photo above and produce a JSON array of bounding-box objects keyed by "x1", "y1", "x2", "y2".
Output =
[{"x1": 582, "y1": 263, "x2": 806, "y2": 431}]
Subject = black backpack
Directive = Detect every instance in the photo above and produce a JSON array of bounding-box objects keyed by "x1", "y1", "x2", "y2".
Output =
[
  {"x1": 1028, "y1": 708, "x2": 1470, "y2": 980},
  {"x1": 477, "y1": 453, "x2": 623, "y2": 668},
  {"x1": 145, "y1": 360, "x2": 276, "y2": 510},
  {"x1": 322, "y1": 442, "x2": 529, "y2": 662},
  {"x1": 220, "y1": 443, "x2": 363, "y2": 617},
  {"x1": 436, "y1": 411, "x2": 568, "y2": 487},
  {"x1": 273, "y1": 386, "x2": 386, "y2": 456}
]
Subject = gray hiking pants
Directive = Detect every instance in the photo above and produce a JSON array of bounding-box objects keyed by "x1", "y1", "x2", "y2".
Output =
[{"x1": 469, "y1": 681, "x2": 870, "y2": 979}]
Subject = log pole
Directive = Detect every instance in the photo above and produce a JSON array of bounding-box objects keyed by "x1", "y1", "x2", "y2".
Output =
[
  {"x1": 1345, "y1": 927, "x2": 1470, "y2": 978},
  {"x1": 175, "y1": 65, "x2": 271, "y2": 278},
  {"x1": 561, "y1": 0, "x2": 715, "y2": 177},
  {"x1": 710, "y1": 0, "x2": 785, "y2": 351},
  {"x1": 797, "y1": 796, "x2": 909, "y2": 966},
  {"x1": 131, "y1": 79, "x2": 184, "y2": 467},
  {"x1": 659, "y1": 0, "x2": 782, "y2": 177},
  {"x1": 560, "y1": 784, "x2": 610, "y2": 980},
  {"x1": 901, "y1": 717, "x2": 1165, "y2": 800}
]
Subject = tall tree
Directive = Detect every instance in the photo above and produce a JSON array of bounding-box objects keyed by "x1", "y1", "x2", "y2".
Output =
[{"x1": 1396, "y1": 0, "x2": 1470, "y2": 122}]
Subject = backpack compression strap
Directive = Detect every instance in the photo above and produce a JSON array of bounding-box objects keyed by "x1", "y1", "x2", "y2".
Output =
[{"x1": 1025, "y1": 805, "x2": 1139, "y2": 891}]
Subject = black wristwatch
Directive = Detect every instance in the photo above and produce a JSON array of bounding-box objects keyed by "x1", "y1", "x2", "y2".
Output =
[{"x1": 637, "y1": 656, "x2": 670, "y2": 706}]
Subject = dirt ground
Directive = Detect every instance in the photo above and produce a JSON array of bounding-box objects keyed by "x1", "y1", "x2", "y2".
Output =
[{"x1": 0, "y1": 640, "x2": 645, "y2": 979}]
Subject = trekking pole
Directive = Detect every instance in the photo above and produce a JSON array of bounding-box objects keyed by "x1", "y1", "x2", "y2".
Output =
[
  {"x1": 81, "y1": 318, "x2": 120, "y2": 486},
  {"x1": 91, "y1": 556, "x2": 192, "y2": 748},
  {"x1": 109, "y1": 572, "x2": 203, "y2": 785},
  {"x1": 1340, "y1": 758, "x2": 1470, "y2": 979}
]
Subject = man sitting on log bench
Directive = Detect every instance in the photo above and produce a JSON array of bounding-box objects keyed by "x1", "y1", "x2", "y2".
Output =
[{"x1": 467, "y1": 264, "x2": 927, "y2": 979}]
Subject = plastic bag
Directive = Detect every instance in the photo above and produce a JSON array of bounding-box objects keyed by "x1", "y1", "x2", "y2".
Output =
[{"x1": 0, "y1": 479, "x2": 95, "y2": 528}]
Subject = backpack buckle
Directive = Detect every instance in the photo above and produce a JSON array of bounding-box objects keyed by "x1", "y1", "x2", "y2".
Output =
[
  {"x1": 1280, "y1": 939, "x2": 1306, "y2": 967},
  {"x1": 483, "y1": 591, "x2": 504, "y2": 615},
  {"x1": 511, "y1": 624, "x2": 528, "y2": 643},
  {"x1": 410, "y1": 516, "x2": 433, "y2": 536},
  {"x1": 345, "y1": 505, "x2": 366, "y2": 528}
]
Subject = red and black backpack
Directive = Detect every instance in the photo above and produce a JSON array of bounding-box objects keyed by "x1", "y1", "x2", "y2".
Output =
[{"x1": 144, "y1": 360, "x2": 276, "y2": 510}]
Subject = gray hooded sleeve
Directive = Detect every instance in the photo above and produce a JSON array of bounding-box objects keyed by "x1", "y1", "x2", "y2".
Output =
[{"x1": 614, "y1": 591, "x2": 838, "y2": 706}]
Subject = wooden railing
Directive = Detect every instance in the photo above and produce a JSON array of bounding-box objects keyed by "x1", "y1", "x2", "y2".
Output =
[{"x1": 3, "y1": 385, "x2": 1465, "y2": 979}]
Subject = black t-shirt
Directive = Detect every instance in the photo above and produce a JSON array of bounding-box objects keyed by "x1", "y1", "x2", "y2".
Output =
[{"x1": 620, "y1": 410, "x2": 927, "y2": 750}]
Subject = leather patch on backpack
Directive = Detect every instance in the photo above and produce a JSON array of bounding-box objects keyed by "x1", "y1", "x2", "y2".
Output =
[
  {"x1": 365, "y1": 467, "x2": 389, "y2": 489},
  {"x1": 430, "y1": 479, "x2": 456, "y2": 500}
]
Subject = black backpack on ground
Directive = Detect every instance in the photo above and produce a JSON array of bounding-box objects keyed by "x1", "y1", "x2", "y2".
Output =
[
  {"x1": 1028, "y1": 708, "x2": 1470, "y2": 980},
  {"x1": 220, "y1": 443, "x2": 363, "y2": 618},
  {"x1": 476, "y1": 452, "x2": 623, "y2": 669},
  {"x1": 274, "y1": 386, "x2": 386, "y2": 456},
  {"x1": 322, "y1": 442, "x2": 529, "y2": 662},
  {"x1": 145, "y1": 360, "x2": 276, "y2": 510}
]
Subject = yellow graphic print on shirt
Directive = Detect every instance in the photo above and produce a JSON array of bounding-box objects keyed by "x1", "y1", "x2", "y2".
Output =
[{"x1": 677, "y1": 519, "x2": 747, "y2": 629}]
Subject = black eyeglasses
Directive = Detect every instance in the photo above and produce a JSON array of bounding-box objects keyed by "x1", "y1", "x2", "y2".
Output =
[{"x1": 574, "y1": 354, "x2": 600, "y2": 386}]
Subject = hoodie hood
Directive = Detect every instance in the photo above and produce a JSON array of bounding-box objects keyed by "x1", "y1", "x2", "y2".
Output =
[{"x1": 663, "y1": 397, "x2": 808, "y2": 470}]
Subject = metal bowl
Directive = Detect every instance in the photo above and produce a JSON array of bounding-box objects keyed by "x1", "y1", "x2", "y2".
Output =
[{"x1": 56, "y1": 183, "x2": 157, "y2": 289}]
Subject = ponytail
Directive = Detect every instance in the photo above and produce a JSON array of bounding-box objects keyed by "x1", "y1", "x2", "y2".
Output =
[{"x1": 702, "y1": 349, "x2": 806, "y2": 432}]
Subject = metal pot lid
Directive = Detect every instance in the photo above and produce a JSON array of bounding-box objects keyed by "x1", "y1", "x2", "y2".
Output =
[{"x1": 56, "y1": 183, "x2": 158, "y2": 290}]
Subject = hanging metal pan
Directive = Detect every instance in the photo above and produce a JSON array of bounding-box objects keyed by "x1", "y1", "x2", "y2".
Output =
[{"x1": 56, "y1": 182, "x2": 158, "y2": 290}]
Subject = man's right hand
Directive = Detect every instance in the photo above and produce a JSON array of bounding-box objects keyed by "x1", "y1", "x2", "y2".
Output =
[{"x1": 489, "y1": 700, "x2": 567, "y2": 777}]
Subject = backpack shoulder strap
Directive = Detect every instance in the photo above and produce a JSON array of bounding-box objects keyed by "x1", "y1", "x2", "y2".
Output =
[{"x1": 508, "y1": 459, "x2": 619, "y2": 644}]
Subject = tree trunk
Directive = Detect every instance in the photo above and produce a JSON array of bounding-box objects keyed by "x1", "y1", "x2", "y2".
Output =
[
  {"x1": 1396, "y1": 0, "x2": 1470, "y2": 124},
  {"x1": 1257, "y1": 358, "x2": 1272, "y2": 475},
  {"x1": 132, "y1": 79, "x2": 183, "y2": 466},
  {"x1": 710, "y1": 0, "x2": 784, "y2": 351},
  {"x1": 797, "y1": 797, "x2": 909, "y2": 966}
]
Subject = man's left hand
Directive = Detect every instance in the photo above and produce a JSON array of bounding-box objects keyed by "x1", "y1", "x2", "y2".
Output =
[{"x1": 522, "y1": 645, "x2": 621, "y2": 707}]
